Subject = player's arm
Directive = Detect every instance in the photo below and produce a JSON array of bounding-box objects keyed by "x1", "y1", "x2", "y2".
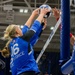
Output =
[
  {"x1": 25, "y1": 8, "x2": 40, "y2": 28},
  {"x1": 30, "y1": 22, "x2": 44, "y2": 46},
  {"x1": 70, "y1": 33, "x2": 75, "y2": 45},
  {"x1": 53, "y1": 8, "x2": 75, "y2": 46},
  {"x1": 22, "y1": 8, "x2": 40, "y2": 34},
  {"x1": 21, "y1": 8, "x2": 49, "y2": 42},
  {"x1": 30, "y1": 18, "x2": 47, "y2": 46}
]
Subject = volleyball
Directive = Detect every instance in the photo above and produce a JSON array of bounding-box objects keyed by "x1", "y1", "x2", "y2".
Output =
[{"x1": 39, "y1": 4, "x2": 52, "y2": 18}]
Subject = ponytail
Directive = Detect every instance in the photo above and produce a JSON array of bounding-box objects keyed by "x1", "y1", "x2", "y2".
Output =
[
  {"x1": 0, "y1": 40, "x2": 11, "y2": 58},
  {"x1": 0, "y1": 24, "x2": 16, "y2": 58}
]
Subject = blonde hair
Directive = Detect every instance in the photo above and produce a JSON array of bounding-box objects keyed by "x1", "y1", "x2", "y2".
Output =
[
  {"x1": 4, "y1": 24, "x2": 17, "y2": 39},
  {"x1": 1, "y1": 40, "x2": 11, "y2": 58},
  {"x1": 1, "y1": 24, "x2": 17, "y2": 58}
]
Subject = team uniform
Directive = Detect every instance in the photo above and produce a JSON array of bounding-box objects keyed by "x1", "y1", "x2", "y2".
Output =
[{"x1": 9, "y1": 20, "x2": 43, "y2": 75}]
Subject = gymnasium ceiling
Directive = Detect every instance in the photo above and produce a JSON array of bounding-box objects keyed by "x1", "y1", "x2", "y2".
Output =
[{"x1": 0, "y1": 0, "x2": 75, "y2": 52}]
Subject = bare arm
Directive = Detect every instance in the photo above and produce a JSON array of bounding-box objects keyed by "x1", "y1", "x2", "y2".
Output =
[
  {"x1": 52, "y1": 7, "x2": 60, "y2": 19},
  {"x1": 70, "y1": 33, "x2": 75, "y2": 45},
  {"x1": 25, "y1": 8, "x2": 40, "y2": 28},
  {"x1": 36, "y1": 8, "x2": 49, "y2": 23},
  {"x1": 22, "y1": 8, "x2": 49, "y2": 42},
  {"x1": 53, "y1": 8, "x2": 75, "y2": 46}
]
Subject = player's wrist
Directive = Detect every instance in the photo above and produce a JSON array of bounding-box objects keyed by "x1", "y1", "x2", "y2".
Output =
[
  {"x1": 70, "y1": 33, "x2": 73, "y2": 38},
  {"x1": 56, "y1": 17, "x2": 59, "y2": 21}
]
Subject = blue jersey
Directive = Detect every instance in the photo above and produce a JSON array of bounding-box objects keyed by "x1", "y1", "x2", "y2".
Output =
[
  {"x1": 22, "y1": 23, "x2": 43, "y2": 46},
  {"x1": 30, "y1": 25, "x2": 43, "y2": 46},
  {"x1": 9, "y1": 20, "x2": 43, "y2": 75}
]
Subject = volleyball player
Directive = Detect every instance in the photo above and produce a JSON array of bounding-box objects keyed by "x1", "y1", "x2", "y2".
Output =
[
  {"x1": 53, "y1": 7, "x2": 75, "y2": 46},
  {"x1": 0, "y1": 8, "x2": 49, "y2": 75}
]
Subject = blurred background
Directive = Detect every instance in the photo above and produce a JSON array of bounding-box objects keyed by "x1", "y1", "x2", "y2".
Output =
[{"x1": 0, "y1": 0, "x2": 75, "y2": 75}]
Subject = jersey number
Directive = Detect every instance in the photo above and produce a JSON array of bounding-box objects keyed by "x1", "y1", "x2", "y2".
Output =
[{"x1": 11, "y1": 43, "x2": 20, "y2": 56}]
